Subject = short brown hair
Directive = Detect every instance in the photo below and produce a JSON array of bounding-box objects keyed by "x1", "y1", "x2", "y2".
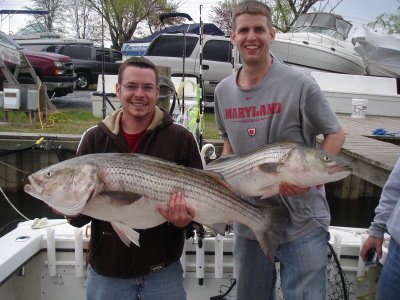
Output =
[
  {"x1": 118, "y1": 56, "x2": 159, "y2": 85},
  {"x1": 232, "y1": 1, "x2": 273, "y2": 30}
]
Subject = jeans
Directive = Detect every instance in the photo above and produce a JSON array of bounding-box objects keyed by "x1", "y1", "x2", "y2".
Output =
[
  {"x1": 376, "y1": 239, "x2": 400, "y2": 300},
  {"x1": 86, "y1": 260, "x2": 186, "y2": 300},
  {"x1": 234, "y1": 227, "x2": 329, "y2": 300}
]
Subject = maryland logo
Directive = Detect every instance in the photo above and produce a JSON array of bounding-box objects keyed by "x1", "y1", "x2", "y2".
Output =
[{"x1": 247, "y1": 128, "x2": 256, "y2": 136}]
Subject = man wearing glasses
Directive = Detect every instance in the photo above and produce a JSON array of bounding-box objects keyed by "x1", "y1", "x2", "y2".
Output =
[{"x1": 69, "y1": 57, "x2": 202, "y2": 299}]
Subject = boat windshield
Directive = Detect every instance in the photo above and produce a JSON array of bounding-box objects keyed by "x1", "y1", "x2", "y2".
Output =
[
  {"x1": 0, "y1": 31, "x2": 22, "y2": 50},
  {"x1": 293, "y1": 27, "x2": 346, "y2": 40},
  {"x1": 14, "y1": 22, "x2": 47, "y2": 35},
  {"x1": 292, "y1": 13, "x2": 352, "y2": 40},
  {"x1": 13, "y1": 23, "x2": 63, "y2": 39}
]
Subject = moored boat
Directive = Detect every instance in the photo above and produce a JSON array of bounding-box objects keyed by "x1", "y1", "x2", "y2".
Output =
[
  {"x1": 11, "y1": 23, "x2": 93, "y2": 52},
  {"x1": 271, "y1": 12, "x2": 365, "y2": 75}
]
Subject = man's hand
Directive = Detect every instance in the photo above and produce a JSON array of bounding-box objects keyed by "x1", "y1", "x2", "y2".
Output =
[
  {"x1": 51, "y1": 208, "x2": 81, "y2": 218},
  {"x1": 279, "y1": 182, "x2": 323, "y2": 196},
  {"x1": 157, "y1": 192, "x2": 195, "y2": 228},
  {"x1": 279, "y1": 182, "x2": 309, "y2": 196},
  {"x1": 360, "y1": 236, "x2": 383, "y2": 262}
]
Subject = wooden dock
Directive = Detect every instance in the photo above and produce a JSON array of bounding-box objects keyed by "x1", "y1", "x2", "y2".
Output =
[{"x1": 328, "y1": 114, "x2": 400, "y2": 188}]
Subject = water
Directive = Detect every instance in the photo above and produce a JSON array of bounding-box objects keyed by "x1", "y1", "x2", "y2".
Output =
[{"x1": 0, "y1": 190, "x2": 60, "y2": 236}]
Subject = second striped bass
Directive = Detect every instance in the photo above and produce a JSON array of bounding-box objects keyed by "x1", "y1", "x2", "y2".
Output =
[{"x1": 205, "y1": 142, "x2": 352, "y2": 199}]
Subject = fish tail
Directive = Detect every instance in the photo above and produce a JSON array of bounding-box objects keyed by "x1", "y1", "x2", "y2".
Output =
[{"x1": 254, "y1": 196, "x2": 289, "y2": 261}]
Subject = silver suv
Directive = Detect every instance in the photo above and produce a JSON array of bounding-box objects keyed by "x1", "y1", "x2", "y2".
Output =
[{"x1": 144, "y1": 33, "x2": 240, "y2": 105}]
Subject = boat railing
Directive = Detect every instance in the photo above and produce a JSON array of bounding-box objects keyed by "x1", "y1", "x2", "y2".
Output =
[
  {"x1": 41, "y1": 225, "x2": 379, "y2": 281},
  {"x1": 1, "y1": 221, "x2": 388, "y2": 299}
]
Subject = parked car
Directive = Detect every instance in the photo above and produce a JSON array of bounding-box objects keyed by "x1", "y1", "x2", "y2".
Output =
[
  {"x1": 43, "y1": 45, "x2": 122, "y2": 90},
  {"x1": 0, "y1": 31, "x2": 75, "y2": 97}
]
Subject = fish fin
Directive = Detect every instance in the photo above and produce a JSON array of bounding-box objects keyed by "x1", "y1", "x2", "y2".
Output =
[
  {"x1": 206, "y1": 154, "x2": 236, "y2": 165},
  {"x1": 206, "y1": 223, "x2": 227, "y2": 236},
  {"x1": 258, "y1": 163, "x2": 284, "y2": 174},
  {"x1": 111, "y1": 221, "x2": 140, "y2": 247},
  {"x1": 100, "y1": 191, "x2": 142, "y2": 205},
  {"x1": 199, "y1": 170, "x2": 236, "y2": 193},
  {"x1": 253, "y1": 196, "x2": 289, "y2": 261}
]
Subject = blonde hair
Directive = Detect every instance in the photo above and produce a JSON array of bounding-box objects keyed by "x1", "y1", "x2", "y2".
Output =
[{"x1": 232, "y1": 1, "x2": 273, "y2": 30}]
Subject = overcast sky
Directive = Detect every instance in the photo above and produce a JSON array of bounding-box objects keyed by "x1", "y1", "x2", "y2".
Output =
[{"x1": 1, "y1": 0, "x2": 399, "y2": 36}]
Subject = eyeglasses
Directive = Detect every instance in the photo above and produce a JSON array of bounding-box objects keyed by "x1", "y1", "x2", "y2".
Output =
[{"x1": 120, "y1": 83, "x2": 156, "y2": 93}]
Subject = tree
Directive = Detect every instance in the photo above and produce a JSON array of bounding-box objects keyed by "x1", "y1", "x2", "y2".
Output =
[
  {"x1": 209, "y1": 0, "x2": 240, "y2": 35},
  {"x1": 209, "y1": 0, "x2": 336, "y2": 34},
  {"x1": 368, "y1": 4, "x2": 400, "y2": 35},
  {"x1": 65, "y1": 0, "x2": 102, "y2": 40},
  {"x1": 24, "y1": 0, "x2": 68, "y2": 33},
  {"x1": 86, "y1": 0, "x2": 181, "y2": 50}
]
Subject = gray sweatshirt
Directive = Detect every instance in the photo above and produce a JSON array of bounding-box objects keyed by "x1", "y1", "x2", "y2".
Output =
[{"x1": 369, "y1": 158, "x2": 400, "y2": 244}]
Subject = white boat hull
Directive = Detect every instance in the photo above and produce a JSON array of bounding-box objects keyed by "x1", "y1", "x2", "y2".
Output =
[{"x1": 0, "y1": 220, "x2": 389, "y2": 300}]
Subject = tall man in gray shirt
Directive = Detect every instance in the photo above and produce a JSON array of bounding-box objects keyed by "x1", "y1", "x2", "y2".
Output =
[{"x1": 214, "y1": 1, "x2": 345, "y2": 299}]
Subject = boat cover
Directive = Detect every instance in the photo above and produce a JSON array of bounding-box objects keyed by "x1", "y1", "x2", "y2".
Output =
[{"x1": 352, "y1": 26, "x2": 400, "y2": 78}]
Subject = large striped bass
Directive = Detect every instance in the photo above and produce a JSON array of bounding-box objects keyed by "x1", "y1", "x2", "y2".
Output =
[
  {"x1": 24, "y1": 153, "x2": 289, "y2": 260},
  {"x1": 205, "y1": 142, "x2": 352, "y2": 199}
]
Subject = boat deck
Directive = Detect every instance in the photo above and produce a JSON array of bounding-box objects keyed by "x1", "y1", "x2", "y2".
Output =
[{"x1": 0, "y1": 220, "x2": 386, "y2": 300}]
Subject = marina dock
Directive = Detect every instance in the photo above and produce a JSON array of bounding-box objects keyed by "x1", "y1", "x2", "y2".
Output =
[
  {"x1": 331, "y1": 114, "x2": 400, "y2": 188},
  {"x1": 205, "y1": 113, "x2": 400, "y2": 190}
]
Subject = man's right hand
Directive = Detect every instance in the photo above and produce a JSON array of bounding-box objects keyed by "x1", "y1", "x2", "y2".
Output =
[
  {"x1": 360, "y1": 236, "x2": 383, "y2": 262},
  {"x1": 51, "y1": 208, "x2": 81, "y2": 218}
]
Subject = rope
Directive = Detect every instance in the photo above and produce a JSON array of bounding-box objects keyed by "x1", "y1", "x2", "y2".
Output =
[
  {"x1": 371, "y1": 128, "x2": 400, "y2": 136},
  {"x1": 0, "y1": 186, "x2": 29, "y2": 221}
]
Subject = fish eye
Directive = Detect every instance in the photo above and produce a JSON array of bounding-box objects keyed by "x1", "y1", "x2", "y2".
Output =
[
  {"x1": 322, "y1": 156, "x2": 331, "y2": 162},
  {"x1": 45, "y1": 171, "x2": 51, "y2": 177}
]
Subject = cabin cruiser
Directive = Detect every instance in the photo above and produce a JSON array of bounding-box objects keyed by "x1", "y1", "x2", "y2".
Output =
[
  {"x1": 11, "y1": 23, "x2": 93, "y2": 51},
  {"x1": 270, "y1": 12, "x2": 365, "y2": 75}
]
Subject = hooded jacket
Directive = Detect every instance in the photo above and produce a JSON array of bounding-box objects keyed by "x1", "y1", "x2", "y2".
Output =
[{"x1": 70, "y1": 107, "x2": 202, "y2": 278}]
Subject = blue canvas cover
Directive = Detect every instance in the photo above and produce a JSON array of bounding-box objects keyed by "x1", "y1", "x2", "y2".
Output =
[{"x1": 126, "y1": 23, "x2": 224, "y2": 44}]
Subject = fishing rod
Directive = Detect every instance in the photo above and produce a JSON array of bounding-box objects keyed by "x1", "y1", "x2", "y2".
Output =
[
  {"x1": 101, "y1": 0, "x2": 106, "y2": 118},
  {"x1": 197, "y1": 4, "x2": 204, "y2": 148},
  {"x1": 159, "y1": 13, "x2": 194, "y2": 121},
  {"x1": 0, "y1": 137, "x2": 77, "y2": 158}
]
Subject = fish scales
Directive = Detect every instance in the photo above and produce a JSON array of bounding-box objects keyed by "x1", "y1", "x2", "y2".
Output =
[
  {"x1": 207, "y1": 143, "x2": 294, "y2": 179},
  {"x1": 93, "y1": 154, "x2": 264, "y2": 222}
]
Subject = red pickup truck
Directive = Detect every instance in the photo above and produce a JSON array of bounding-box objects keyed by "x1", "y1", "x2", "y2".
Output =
[{"x1": 0, "y1": 31, "x2": 75, "y2": 97}]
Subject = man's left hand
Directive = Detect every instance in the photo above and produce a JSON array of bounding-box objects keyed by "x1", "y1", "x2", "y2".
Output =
[
  {"x1": 279, "y1": 182, "x2": 323, "y2": 196},
  {"x1": 157, "y1": 192, "x2": 195, "y2": 228}
]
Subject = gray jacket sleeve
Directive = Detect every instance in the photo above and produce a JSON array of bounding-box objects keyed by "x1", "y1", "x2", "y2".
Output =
[{"x1": 369, "y1": 158, "x2": 400, "y2": 240}]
